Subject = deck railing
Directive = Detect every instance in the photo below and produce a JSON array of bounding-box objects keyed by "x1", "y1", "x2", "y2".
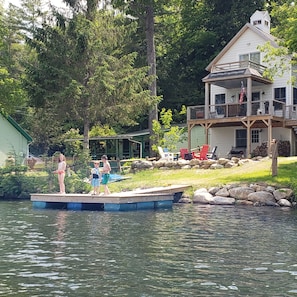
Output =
[
  {"x1": 212, "y1": 60, "x2": 266, "y2": 75},
  {"x1": 187, "y1": 100, "x2": 297, "y2": 121}
]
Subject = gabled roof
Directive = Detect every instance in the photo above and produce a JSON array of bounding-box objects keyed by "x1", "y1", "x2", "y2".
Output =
[
  {"x1": 205, "y1": 22, "x2": 279, "y2": 72},
  {"x1": 1, "y1": 113, "x2": 33, "y2": 142}
]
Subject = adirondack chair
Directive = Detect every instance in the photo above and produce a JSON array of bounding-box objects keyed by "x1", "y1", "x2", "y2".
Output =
[
  {"x1": 179, "y1": 148, "x2": 193, "y2": 160},
  {"x1": 207, "y1": 146, "x2": 218, "y2": 160},
  {"x1": 179, "y1": 148, "x2": 188, "y2": 159},
  {"x1": 158, "y1": 146, "x2": 174, "y2": 161},
  {"x1": 192, "y1": 144, "x2": 209, "y2": 160}
]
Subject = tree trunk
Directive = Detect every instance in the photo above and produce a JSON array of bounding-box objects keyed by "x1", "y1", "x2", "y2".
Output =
[
  {"x1": 83, "y1": 119, "x2": 90, "y2": 151},
  {"x1": 145, "y1": 4, "x2": 158, "y2": 157}
]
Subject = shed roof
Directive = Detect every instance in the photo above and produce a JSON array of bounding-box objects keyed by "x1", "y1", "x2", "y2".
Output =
[{"x1": 1, "y1": 113, "x2": 32, "y2": 142}]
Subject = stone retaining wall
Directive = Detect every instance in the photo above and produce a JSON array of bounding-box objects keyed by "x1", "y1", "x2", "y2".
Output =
[
  {"x1": 128, "y1": 158, "x2": 296, "y2": 208},
  {"x1": 179, "y1": 183, "x2": 295, "y2": 208},
  {"x1": 130, "y1": 156, "x2": 252, "y2": 172}
]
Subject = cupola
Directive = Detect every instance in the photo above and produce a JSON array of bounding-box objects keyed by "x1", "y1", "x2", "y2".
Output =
[{"x1": 250, "y1": 10, "x2": 271, "y2": 34}]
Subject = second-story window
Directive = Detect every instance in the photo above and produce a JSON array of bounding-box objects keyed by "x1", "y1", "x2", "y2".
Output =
[
  {"x1": 274, "y1": 87, "x2": 286, "y2": 110},
  {"x1": 239, "y1": 52, "x2": 260, "y2": 64}
]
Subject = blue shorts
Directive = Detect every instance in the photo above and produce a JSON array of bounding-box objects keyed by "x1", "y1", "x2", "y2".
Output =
[{"x1": 91, "y1": 178, "x2": 100, "y2": 187}]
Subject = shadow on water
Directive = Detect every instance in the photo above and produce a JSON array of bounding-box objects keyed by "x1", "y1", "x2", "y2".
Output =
[{"x1": 1, "y1": 201, "x2": 297, "y2": 296}]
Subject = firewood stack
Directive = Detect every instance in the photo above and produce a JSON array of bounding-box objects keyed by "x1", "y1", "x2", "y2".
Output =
[
  {"x1": 251, "y1": 142, "x2": 267, "y2": 157},
  {"x1": 277, "y1": 140, "x2": 290, "y2": 157},
  {"x1": 251, "y1": 140, "x2": 290, "y2": 157}
]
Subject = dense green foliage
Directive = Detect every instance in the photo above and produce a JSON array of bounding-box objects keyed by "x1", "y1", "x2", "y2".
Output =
[{"x1": 0, "y1": 0, "x2": 296, "y2": 156}]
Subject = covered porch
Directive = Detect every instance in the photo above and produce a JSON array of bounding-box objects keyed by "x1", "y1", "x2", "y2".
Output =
[{"x1": 187, "y1": 61, "x2": 297, "y2": 157}]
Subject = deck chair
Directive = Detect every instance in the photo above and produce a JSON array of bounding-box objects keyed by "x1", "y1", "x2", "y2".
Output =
[
  {"x1": 192, "y1": 144, "x2": 209, "y2": 160},
  {"x1": 179, "y1": 148, "x2": 188, "y2": 159},
  {"x1": 158, "y1": 146, "x2": 174, "y2": 161},
  {"x1": 207, "y1": 146, "x2": 218, "y2": 160}
]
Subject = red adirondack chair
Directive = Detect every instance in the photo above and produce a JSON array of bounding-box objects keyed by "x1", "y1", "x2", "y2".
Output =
[
  {"x1": 179, "y1": 148, "x2": 188, "y2": 159},
  {"x1": 192, "y1": 144, "x2": 209, "y2": 160}
]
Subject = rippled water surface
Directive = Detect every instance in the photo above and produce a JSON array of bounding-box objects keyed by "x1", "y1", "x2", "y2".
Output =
[{"x1": 1, "y1": 201, "x2": 297, "y2": 296}]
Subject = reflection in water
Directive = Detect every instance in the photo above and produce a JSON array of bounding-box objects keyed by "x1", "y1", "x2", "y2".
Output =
[
  {"x1": 0, "y1": 202, "x2": 297, "y2": 296},
  {"x1": 53, "y1": 211, "x2": 68, "y2": 257}
]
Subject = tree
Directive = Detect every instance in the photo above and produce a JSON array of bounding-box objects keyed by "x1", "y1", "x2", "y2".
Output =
[
  {"x1": 257, "y1": 1, "x2": 297, "y2": 81},
  {"x1": 24, "y1": 6, "x2": 159, "y2": 155},
  {"x1": 0, "y1": 3, "x2": 28, "y2": 115},
  {"x1": 269, "y1": 1, "x2": 297, "y2": 54},
  {"x1": 111, "y1": 0, "x2": 170, "y2": 155},
  {"x1": 150, "y1": 106, "x2": 186, "y2": 153},
  {"x1": 158, "y1": 0, "x2": 266, "y2": 111}
]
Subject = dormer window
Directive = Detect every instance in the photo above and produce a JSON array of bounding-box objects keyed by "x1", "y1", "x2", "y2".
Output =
[{"x1": 253, "y1": 20, "x2": 262, "y2": 25}]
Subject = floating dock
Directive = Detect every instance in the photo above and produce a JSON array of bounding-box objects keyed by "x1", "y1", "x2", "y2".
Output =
[{"x1": 31, "y1": 185, "x2": 191, "y2": 211}]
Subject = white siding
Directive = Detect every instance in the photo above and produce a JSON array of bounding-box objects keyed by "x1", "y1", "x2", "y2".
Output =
[
  {"x1": 210, "y1": 28, "x2": 293, "y2": 106},
  {"x1": 209, "y1": 127, "x2": 236, "y2": 158},
  {"x1": 209, "y1": 126, "x2": 292, "y2": 158},
  {"x1": 216, "y1": 30, "x2": 266, "y2": 66}
]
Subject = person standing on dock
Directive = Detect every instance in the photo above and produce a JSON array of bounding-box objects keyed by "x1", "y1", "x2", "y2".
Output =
[
  {"x1": 101, "y1": 155, "x2": 111, "y2": 195},
  {"x1": 91, "y1": 160, "x2": 101, "y2": 195},
  {"x1": 53, "y1": 153, "x2": 67, "y2": 194}
]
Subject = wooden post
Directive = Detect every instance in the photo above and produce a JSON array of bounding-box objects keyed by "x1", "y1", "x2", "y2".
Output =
[
  {"x1": 270, "y1": 139, "x2": 278, "y2": 176},
  {"x1": 205, "y1": 82, "x2": 209, "y2": 119}
]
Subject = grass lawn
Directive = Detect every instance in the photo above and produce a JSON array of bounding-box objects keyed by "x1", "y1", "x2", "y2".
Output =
[{"x1": 108, "y1": 157, "x2": 297, "y2": 195}]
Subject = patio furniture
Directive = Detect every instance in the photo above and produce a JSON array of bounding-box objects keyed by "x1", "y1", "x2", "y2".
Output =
[
  {"x1": 207, "y1": 146, "x2": 218, "y2": 160},
  {"x1": 192, "y1": 144, "x2": 209, "y2": 160},
  {"x1": 158, "y1": 146, "x2": 174, "y2": 161},
  {"x1": 179, "y1": 148, "x2": 189, "y2": 159}
]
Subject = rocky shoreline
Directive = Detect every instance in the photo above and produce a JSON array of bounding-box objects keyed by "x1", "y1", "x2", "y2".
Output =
[
  {"x1": 179, "y1": 183, "x2": 295, "y2": 208},
  {"x1": 128, "y1": 157, "x2": 296, "y2": 208}
]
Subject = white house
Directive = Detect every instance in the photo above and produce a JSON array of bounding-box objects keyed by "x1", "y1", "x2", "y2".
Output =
[
  {"x1": 0, "y1": 113, "x2": 32, "y2": 166},
  {"x1": 187, "y1": 10, "x2": 297, "y2": 158}
]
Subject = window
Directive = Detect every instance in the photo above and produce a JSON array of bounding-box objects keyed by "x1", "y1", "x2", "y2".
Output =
[
  {"x1": 252, "y1": 92, "x2": 260, "y2": 115},
  {"x1": 274, "y1": 87, "x2": 286, "y2": 110},
  {"x1": 239, "y1": 52, "x2": 260, "y2": 69},
  {"x1": 253, "y1": 20, "x2": 262, "y2": 25},
  {"x1": 251, "y1": 130, "x2": 260, "y2": 143},
  {"x1": 293, "y1": 87, "x2": 297, "y2": 105},
  {"x1": 250, "y1": 52, "x2": 260, "y2": 64},
  {"x1": 236, "y1": 129, "x2": 247, "y2": 148},
  {"x1": 215, "y1": 94, "x2": 225, "y2": 115},
  {"x1": 239, "y1": 54, "x2": 249, "y2": 61}
]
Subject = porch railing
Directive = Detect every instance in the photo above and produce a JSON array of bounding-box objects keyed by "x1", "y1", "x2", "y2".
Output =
[
  {"x1": 212, "y1": 60, "x2": 266, "y2": 75},
  {"x1": 187, "y1": 100, "x2": 297, "y2": 121}
]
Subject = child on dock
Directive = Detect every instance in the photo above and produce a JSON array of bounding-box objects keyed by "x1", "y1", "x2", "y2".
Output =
[
  {"x1": 53, "y1": 153, "x2": 67, "y2": 194},
  {"x1": 100, "y1": 155, "x2": 111, "y2": 195},
  {"x1": 91, "y1": 161, "x2": 101, "y2": 195}
]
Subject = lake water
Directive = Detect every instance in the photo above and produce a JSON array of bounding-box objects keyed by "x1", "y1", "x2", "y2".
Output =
[{"x1": 1, "y1": 201, "x2": 297, "y2": 296}]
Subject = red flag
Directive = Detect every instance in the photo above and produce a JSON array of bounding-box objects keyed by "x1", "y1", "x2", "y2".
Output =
[{"x1": 239, "y1": 81, "x2": 246, "y2": 104}]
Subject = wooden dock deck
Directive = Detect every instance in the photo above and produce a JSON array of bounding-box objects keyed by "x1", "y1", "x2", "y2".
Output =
[{"x1": 30, "y1": 185, "x2": 191, "y2": 211}]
